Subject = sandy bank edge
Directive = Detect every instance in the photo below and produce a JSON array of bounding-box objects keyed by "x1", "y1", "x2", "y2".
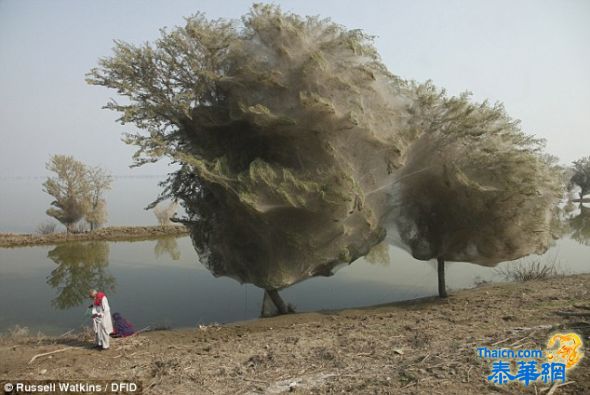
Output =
[{"x1": 0, "y1": 225, "x2": 189, "y2": 248}]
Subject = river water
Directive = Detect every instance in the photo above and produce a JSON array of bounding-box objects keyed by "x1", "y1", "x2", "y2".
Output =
[
  {"x1": 0, "y1": 178, "x2": 588, "y2": 334},
  {"x1": 0, "y1": 234, "x2": 588, "y2": 335}
]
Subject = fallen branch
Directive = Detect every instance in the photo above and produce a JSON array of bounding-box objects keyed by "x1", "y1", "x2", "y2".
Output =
[
  {"x1": 567, "y1": 321, "x2": 590, "y2": 329},
  {"x1": 401, "y1": 380, "x2": 418, "y2": 390},
  {"x1": 147, "y1": 376, "x2": 162, "y2": 390},
  {"x1": 546, "y1": 381, "x2": 575, "y2": 395},
  {"x1": 510, "y1": 324, "x2": 553, "y2": 332},
  {"x1": 58, "y1": 329, "x2": 75, "y2": 337},
  {"x1": 554, "y1": 311, "x2": 590, "y2": 317},
  {"x1": 28, "y1": 347, "x2": 74, "y2": 364},
  {"x1": 491, "y1": 338, "x2": 511, "y2": 346},
  {"x1": 126, "y1": 351, "x2": 150, "y2": 358},
  {"x1": 509, "y1": 336, "x2": 530, "y2": 347},
  {"x1": 426, "y1": 361, "x2": 464, "y2": 370}
]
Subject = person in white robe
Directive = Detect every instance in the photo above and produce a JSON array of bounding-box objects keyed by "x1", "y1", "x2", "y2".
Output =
[{"x1": 88, "y1": 289, "x2": 114, "y2": 350}]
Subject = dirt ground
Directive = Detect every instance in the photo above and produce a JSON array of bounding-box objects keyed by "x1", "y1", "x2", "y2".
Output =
[
  {"x1": 0, "y1": 226, "x2": 189, "y2": 248},
  {"x1": 1, "y1": 274, "x2": 589, "y2": 395}
]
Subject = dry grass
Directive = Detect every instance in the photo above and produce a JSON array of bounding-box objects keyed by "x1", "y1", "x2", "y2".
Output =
[
  {"x1": 0, "y1": 325, "x2": 52, "y2": 347},
  {"x1": 495, "y1": 256, "x2": 562, "y2": 282}
]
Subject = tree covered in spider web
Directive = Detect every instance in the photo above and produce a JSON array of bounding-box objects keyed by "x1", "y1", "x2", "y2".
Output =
[
  {"x1": 387, "y1": 82, "x2": 564, "y2": 266},
  {"x1": 88, "y1": 4, "x2": 563, "y2": 307}
]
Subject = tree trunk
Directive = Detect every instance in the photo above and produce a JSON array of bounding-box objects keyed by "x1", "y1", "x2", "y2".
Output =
[
  {"x1": 437, "y1": 256, "x2": 448, "y2": 298},
  {"x1": 260, "y1": 290, "x2": 294, "y2": 317},
  {"x1": 267, "y1": 289, "x2": 290, "y2": 314},
  {"x1": 260, "y1": 291, "x2": 276, "y2": 317}
]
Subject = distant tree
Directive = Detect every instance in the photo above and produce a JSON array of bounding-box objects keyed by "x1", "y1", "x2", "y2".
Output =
[
  {"x1": 43, "y1": 155, "x2": 113, "y2": 233},
  {"x1": 569, "y1": 156, "x2": 590, "y2": 201},
  {"x1": 86, "y1": 166, "x2": 113, "y2": 230},
  {"x1": 36, "y1": 221, "x2": 58, "y2": 235},
  {"x1": 153, "y1": 200, "x2": 178, "y2": 226},
  {"x1": 43, "y1": 155, "x2": 91, "y2": 233}
]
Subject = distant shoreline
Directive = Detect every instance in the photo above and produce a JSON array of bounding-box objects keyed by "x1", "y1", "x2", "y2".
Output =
[{"x1": 0, "y1": 225, "x2": 189, "y2": 248}]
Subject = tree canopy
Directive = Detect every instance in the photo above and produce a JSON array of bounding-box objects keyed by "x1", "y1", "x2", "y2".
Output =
[
  {"x1": 388, "y1": 82, "x2": 563, "y2": 264},
  {"x1": 87, "y1": 5, "x2": 563, "y2": 290},
  {"x1": 86, "y1": 166, "x2": 113, "y2": 230},
  {"x1": 43, "y1": 155, "x2": 113, "y2": 232},
  {"x1": 43, "y1": 155, "x2": 91, "y2": 233}
]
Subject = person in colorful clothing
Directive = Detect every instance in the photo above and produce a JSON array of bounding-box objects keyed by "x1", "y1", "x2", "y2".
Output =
[
  {"x1": 88, "y1": 289, "x2": 113, "y2": 350},
  {"x1": 111, "y1": 312, "x2": 135, "y2": 338}
]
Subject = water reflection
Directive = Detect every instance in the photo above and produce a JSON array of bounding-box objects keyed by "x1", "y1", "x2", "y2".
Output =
[
  {"x1": 0, "y1": 232, "x2": 588, "y2": 334},
  {"x1": 569, "y1": 205, "x2": 590, "y2": 246},
  {"x1": 46, "y1": 241, "x2": 115, "y2": 309},
  {"x1": 154, "y1": 236, "x2": 181, "y2": 260},
  {"x1": 550, "y1": 205, "x2": 571, "y2": 241}
]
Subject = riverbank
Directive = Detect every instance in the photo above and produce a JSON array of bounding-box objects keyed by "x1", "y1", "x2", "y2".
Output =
[
  {"x1": 1, "y1": 274, "x2": 588, "y2": 394},
  {"x1": 0, "y1": 226, "x2": 189, "y2": 248}
]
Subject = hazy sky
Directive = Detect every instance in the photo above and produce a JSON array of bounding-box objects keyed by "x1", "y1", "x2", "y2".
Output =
[{"x1": 1, "y1": 0, "x2": 589, "y2": 178}]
